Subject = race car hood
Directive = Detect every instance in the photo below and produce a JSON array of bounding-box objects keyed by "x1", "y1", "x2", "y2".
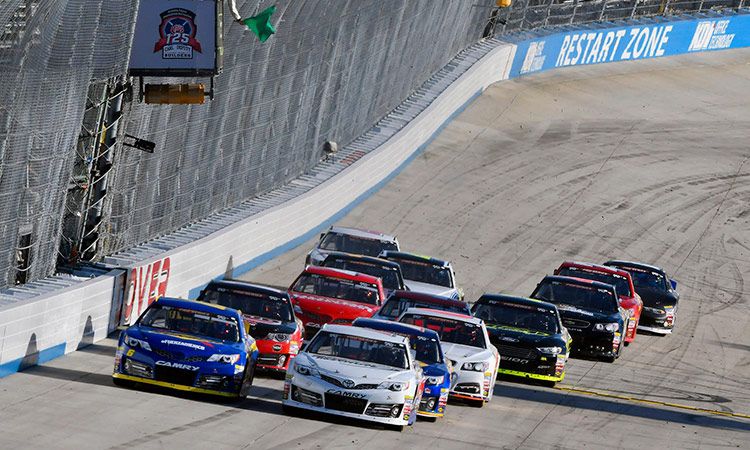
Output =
[
  {"x1": 555, "y1": 304, "x2": 622, "y2": 324},
  {"x1": 403, "y1": 280, "x2": 458, "y2": 299},
  {"x1": 298, "y1": 352, "x2": 413, "y2": 383},
  {"x1": 421, "y1": 361, "x2": 451, "y2": 378},
  {"x1": 242, "y1": 314, "x2": 297, "y2": 339},
  {"x1": 127, "y1": 326, "x2": 244, "y2": 356},
  {"x1": 485, "y1": 324, "x2": 563, "y2": 348},
  {"x1": 290, "y1": 292, "x2": 379, "y2": 316},
  {"x1": 635, "y1": 288, "x2": 679, "y2": 308},
  {"x1": 441, "y1": 342, "x2": 494, "y2": 365}
]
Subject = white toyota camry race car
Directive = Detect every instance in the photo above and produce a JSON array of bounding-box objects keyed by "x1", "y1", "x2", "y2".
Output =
[
  {"x1": 399, "y1": 308, "x2": 499, "y2": 405},
  {"x1": 282, "y1": 324, "x2": 425, "y2": 430}
]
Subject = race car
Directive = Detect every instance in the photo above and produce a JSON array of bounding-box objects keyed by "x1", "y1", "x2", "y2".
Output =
[
  {"x1": 380, "y1": 251, "x2": 462, "y2": 300},
  {"x1": 321, "y1": 252, "x2": 407, "y2": 297},
  {"x1": 399, "y1": 308, "x2": 499, "y2": 406},
  {"x1": 289, "y1": 265, "x2": 385, "y2": 336},
  {"x1": 197, "y1": 280, "x2": 303, "y2": 372},
  {"x1": 371, "y1": 290, "x2": 471, "y2": 321},
  {"x1": 305, "y1": 225, "x2": 399, "y2": 266},
  {"x1": 604, "y1": 260, "x2": 680, "y2": 335},
  {"x1": 282, "y1": 324, "x2": 425, "y2": 431},
  {"x1": 113, "y1": 297, "x2": 259, "y2": 398},
  {"x1": 353, "y1": 318, "x2": 451, "y2": 420},
  {"x1": 472, "y1": 294, "x2": 570, "y2": 387},
  {"x1": 554, "y1": 261, "x2": 643, "y2": 345},
  {"x1": 531, "y1": 276, "x2": 626, "y2": 363}
]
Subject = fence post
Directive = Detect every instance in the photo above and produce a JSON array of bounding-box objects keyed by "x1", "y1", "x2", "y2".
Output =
[
  {"x1": 599, "y1": 0, "x2": 608, "y2": 21},
  {"x1": 570, "y1": 0, "x2": 580, "y2": 24},
  {"x1": 630, "y1": 0, "x2": 639, "y2": 19}
]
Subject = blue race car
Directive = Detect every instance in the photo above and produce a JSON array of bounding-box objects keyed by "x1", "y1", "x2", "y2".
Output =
[
  {"x1": 113, "y1": 297, "x2": 259, "y2": 399},
  {"x1": 353, "y1": 317, "x2": 452, "y2": 421}
]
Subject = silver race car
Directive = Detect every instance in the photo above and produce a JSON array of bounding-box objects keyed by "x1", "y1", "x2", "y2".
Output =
[
  {"x1": 399, "y1": 308, "x2": 499, "y2": 405},
  {"x1": 282, "y1": 324, "x2": 425, "y2": 430}
]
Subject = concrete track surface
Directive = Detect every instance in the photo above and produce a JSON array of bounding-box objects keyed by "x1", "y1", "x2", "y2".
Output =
[{"x1": 2, "y1": 49, "x2": 749, "y2": 449}]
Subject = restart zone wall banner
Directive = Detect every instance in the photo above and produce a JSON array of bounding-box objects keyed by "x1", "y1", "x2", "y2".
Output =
[
  {"x1": 509, "y1": 12, "x2": 750, "y2": 78},
  {"x1": 129, "y1": 0, "x2": 218, "y2": 76}
]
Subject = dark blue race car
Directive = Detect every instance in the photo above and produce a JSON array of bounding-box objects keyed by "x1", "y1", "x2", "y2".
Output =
[
  {"x1": 353, "y1": 317, "x2": 452, "y2": 421},
  {"x1": 113, "y1": 297, "x2": 259, "y2": 399}
]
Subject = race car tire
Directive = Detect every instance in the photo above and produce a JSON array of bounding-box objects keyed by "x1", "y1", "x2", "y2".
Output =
[
  {"x1": 624, "y1": 341, "x2": 630, "y2": 347},
  {"x1": 602, "y1": 354, "x2": 617, "y2": 363}
]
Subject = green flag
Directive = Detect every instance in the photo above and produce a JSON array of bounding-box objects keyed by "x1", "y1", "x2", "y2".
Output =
[{"x1": 242, "y1": 5, "x2": 276, "y2": 42}]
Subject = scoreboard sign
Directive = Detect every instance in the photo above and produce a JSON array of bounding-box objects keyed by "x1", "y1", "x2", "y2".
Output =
[{"x1": 129, "y1": 0, "x2": 222, "y2": 76}]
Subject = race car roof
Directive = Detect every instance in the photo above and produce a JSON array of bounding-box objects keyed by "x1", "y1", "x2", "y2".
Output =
[
  {"x1": 155, "y1": 297, "x2": 240, "y2": 317},
  {"x1": 322, "y1": 252, "x2": 402, "y2": 270},
  {"x1": 604, "y1": 260, "x2": 666, "y2": 274},
  {"x1": 328, "y1": 225, "x2": 397, "y2": 243},
  {"x1": 557, "y1": 261, "x2": 633, "y2": 279},
  {"x1": 540, "y1": 275, "x2": 617, "y2": 292},
  {"x1": 320, "y1": 323, "x2": 409, "y2": 345},
  {"x1": 380, "y1": 251, "x2": 450, "y2": 267},
  {"x1": 476, "y1": 293, "x2": 557, "y2": 313},
  {"x1": 299, "y1": 265, "x2": 382, "y2": 285},
  {"x1": 388, "y1": 290, "x2": 468, "y2": 308},
  {"x1": 400, "y1": 307, "x2": 481, "y2": 325},
  {"x1": 206, "y1": 279, "x2": 289, "y2": 299},
  {"x1": 353, "y1": 317, "x2": 440, "y2": 341}
]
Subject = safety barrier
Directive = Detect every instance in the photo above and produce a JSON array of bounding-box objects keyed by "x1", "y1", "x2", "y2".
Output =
[{"x1": 1, "y1": 9, "x2": 749, "y2": 378}]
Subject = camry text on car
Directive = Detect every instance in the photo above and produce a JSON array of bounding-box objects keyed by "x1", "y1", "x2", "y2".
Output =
[
  {"x1": 282, "y1": 324, "x2": 425, "y2": 431},
  {"x1": 113, "y1": 297, "x2": 259, "y2": 399}
]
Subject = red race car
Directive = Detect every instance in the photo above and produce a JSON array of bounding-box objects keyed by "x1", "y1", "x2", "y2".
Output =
[
  {"x1": 197, "y1": 280, "x2": 304, "y2": 372},
  {"x1": 554, "y1": 261, "x2": 643, "y2": 345},
  {"x1": 288, "y1": 265, "x2": 385, "y2": 336}
]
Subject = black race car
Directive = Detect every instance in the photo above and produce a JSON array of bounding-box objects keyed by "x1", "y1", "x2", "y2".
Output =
[
  {"x1": 321, "y1": 251, "x2": 407, "y2": 297},
  {"x1": 531, "y1": 275, "x2": 626, "y2": 363},
  {"x1": 604, "y1": 260, "x2": 679, "y2": 335},
  {"x1": 472, "y1": 294, "x2": 571, "y2": 387}
]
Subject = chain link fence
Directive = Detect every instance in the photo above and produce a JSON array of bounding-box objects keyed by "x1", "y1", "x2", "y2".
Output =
[{"x1": 0, "y1": 0, "x2": 743, "y2": 290}]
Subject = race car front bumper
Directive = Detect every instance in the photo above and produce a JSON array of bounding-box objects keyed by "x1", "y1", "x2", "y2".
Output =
[
  {"x1": 282, "y1": 373, "x2": 413, "y2": 426},
  {"x1": 449, "y1": 368, "x2": 493, "y2": 402},
  {"x1": 497, "y1": 345, "x2": 566, "y2": 382},
  {"x1": 113, "y1": 348, "x2": 243, "y2": 397},
  {"x1": 568, "y1": 331, "x2": 621, "y2": 358},
  {"x1": 638, "y1": 308, "x2": 674, "y2": 334},
  {"x1": 417, "y1": 385, "x2": 449, "y2": 417}
]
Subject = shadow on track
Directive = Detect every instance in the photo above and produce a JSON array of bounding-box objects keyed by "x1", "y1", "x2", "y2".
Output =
[{"x1": 493, "y1": 382, "x2": 750, "y2": 432}]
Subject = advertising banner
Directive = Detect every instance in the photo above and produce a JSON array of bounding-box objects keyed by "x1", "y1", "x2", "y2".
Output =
[
  {"x1": 129, "y1": 0, "x2": 218, "y2": 76},
  {"x1": 509, "y1": 13, "x2": 750, "y2": 78}
]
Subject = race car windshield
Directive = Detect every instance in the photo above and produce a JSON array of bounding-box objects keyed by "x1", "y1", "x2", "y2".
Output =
[
  {"x1": 308, "y1": 331, "x2": 409, "y2": 369},
  {"x1": 557, "y1": 267, "x2": 632, "y2": 297},
  {"x1": 626, "y1": 269, "x2": 667, "y2": 292},
  {"x1": 532, "y1": 282, "x2": 618, "y2": 314},
  {"x1": 400, "y1": 314, "x2": 486, "y2": 349},
  {"x1": 319, "y1": 232, "x2": 398, "y2": 256},
  {"x1": 139, "y1": 305, "x2": 240, "y2": 342},
  {"x1": 392, "y1": 259, "x2": 453, "y2": 288},
  {"x1": 199, "y1": 287, "x2": 293, "y2": 322},
  {"x1": 378, "y1": 295, "x2": 469, "y2": 319},
  {"x1": 473, "y1": 302, "x2": 559, "y2": 334},
  {"x1": 292, "y1": 273, "x2": 380, "y2": 305},
  {"x1": 324, "y1": 259, "x2": 401, "y2": 291}
]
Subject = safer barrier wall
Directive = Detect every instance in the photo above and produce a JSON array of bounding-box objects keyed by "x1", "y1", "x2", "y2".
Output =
[{"x1": 0, "y1": 270, "x2": 124, "y2": 377}]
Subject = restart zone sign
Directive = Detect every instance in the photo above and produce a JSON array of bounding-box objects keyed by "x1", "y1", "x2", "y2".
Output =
[
  {"x1": 129, "y1": 0, "x2": 219, "y2": 76},
  {"x1": 509, "y1": 12, "x2": 750, "y2": 78}
]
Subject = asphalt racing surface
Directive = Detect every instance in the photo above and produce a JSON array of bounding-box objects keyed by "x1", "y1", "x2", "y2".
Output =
[{"x1": 2, "y1": 49, "x2": 749, "y2": 449}]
